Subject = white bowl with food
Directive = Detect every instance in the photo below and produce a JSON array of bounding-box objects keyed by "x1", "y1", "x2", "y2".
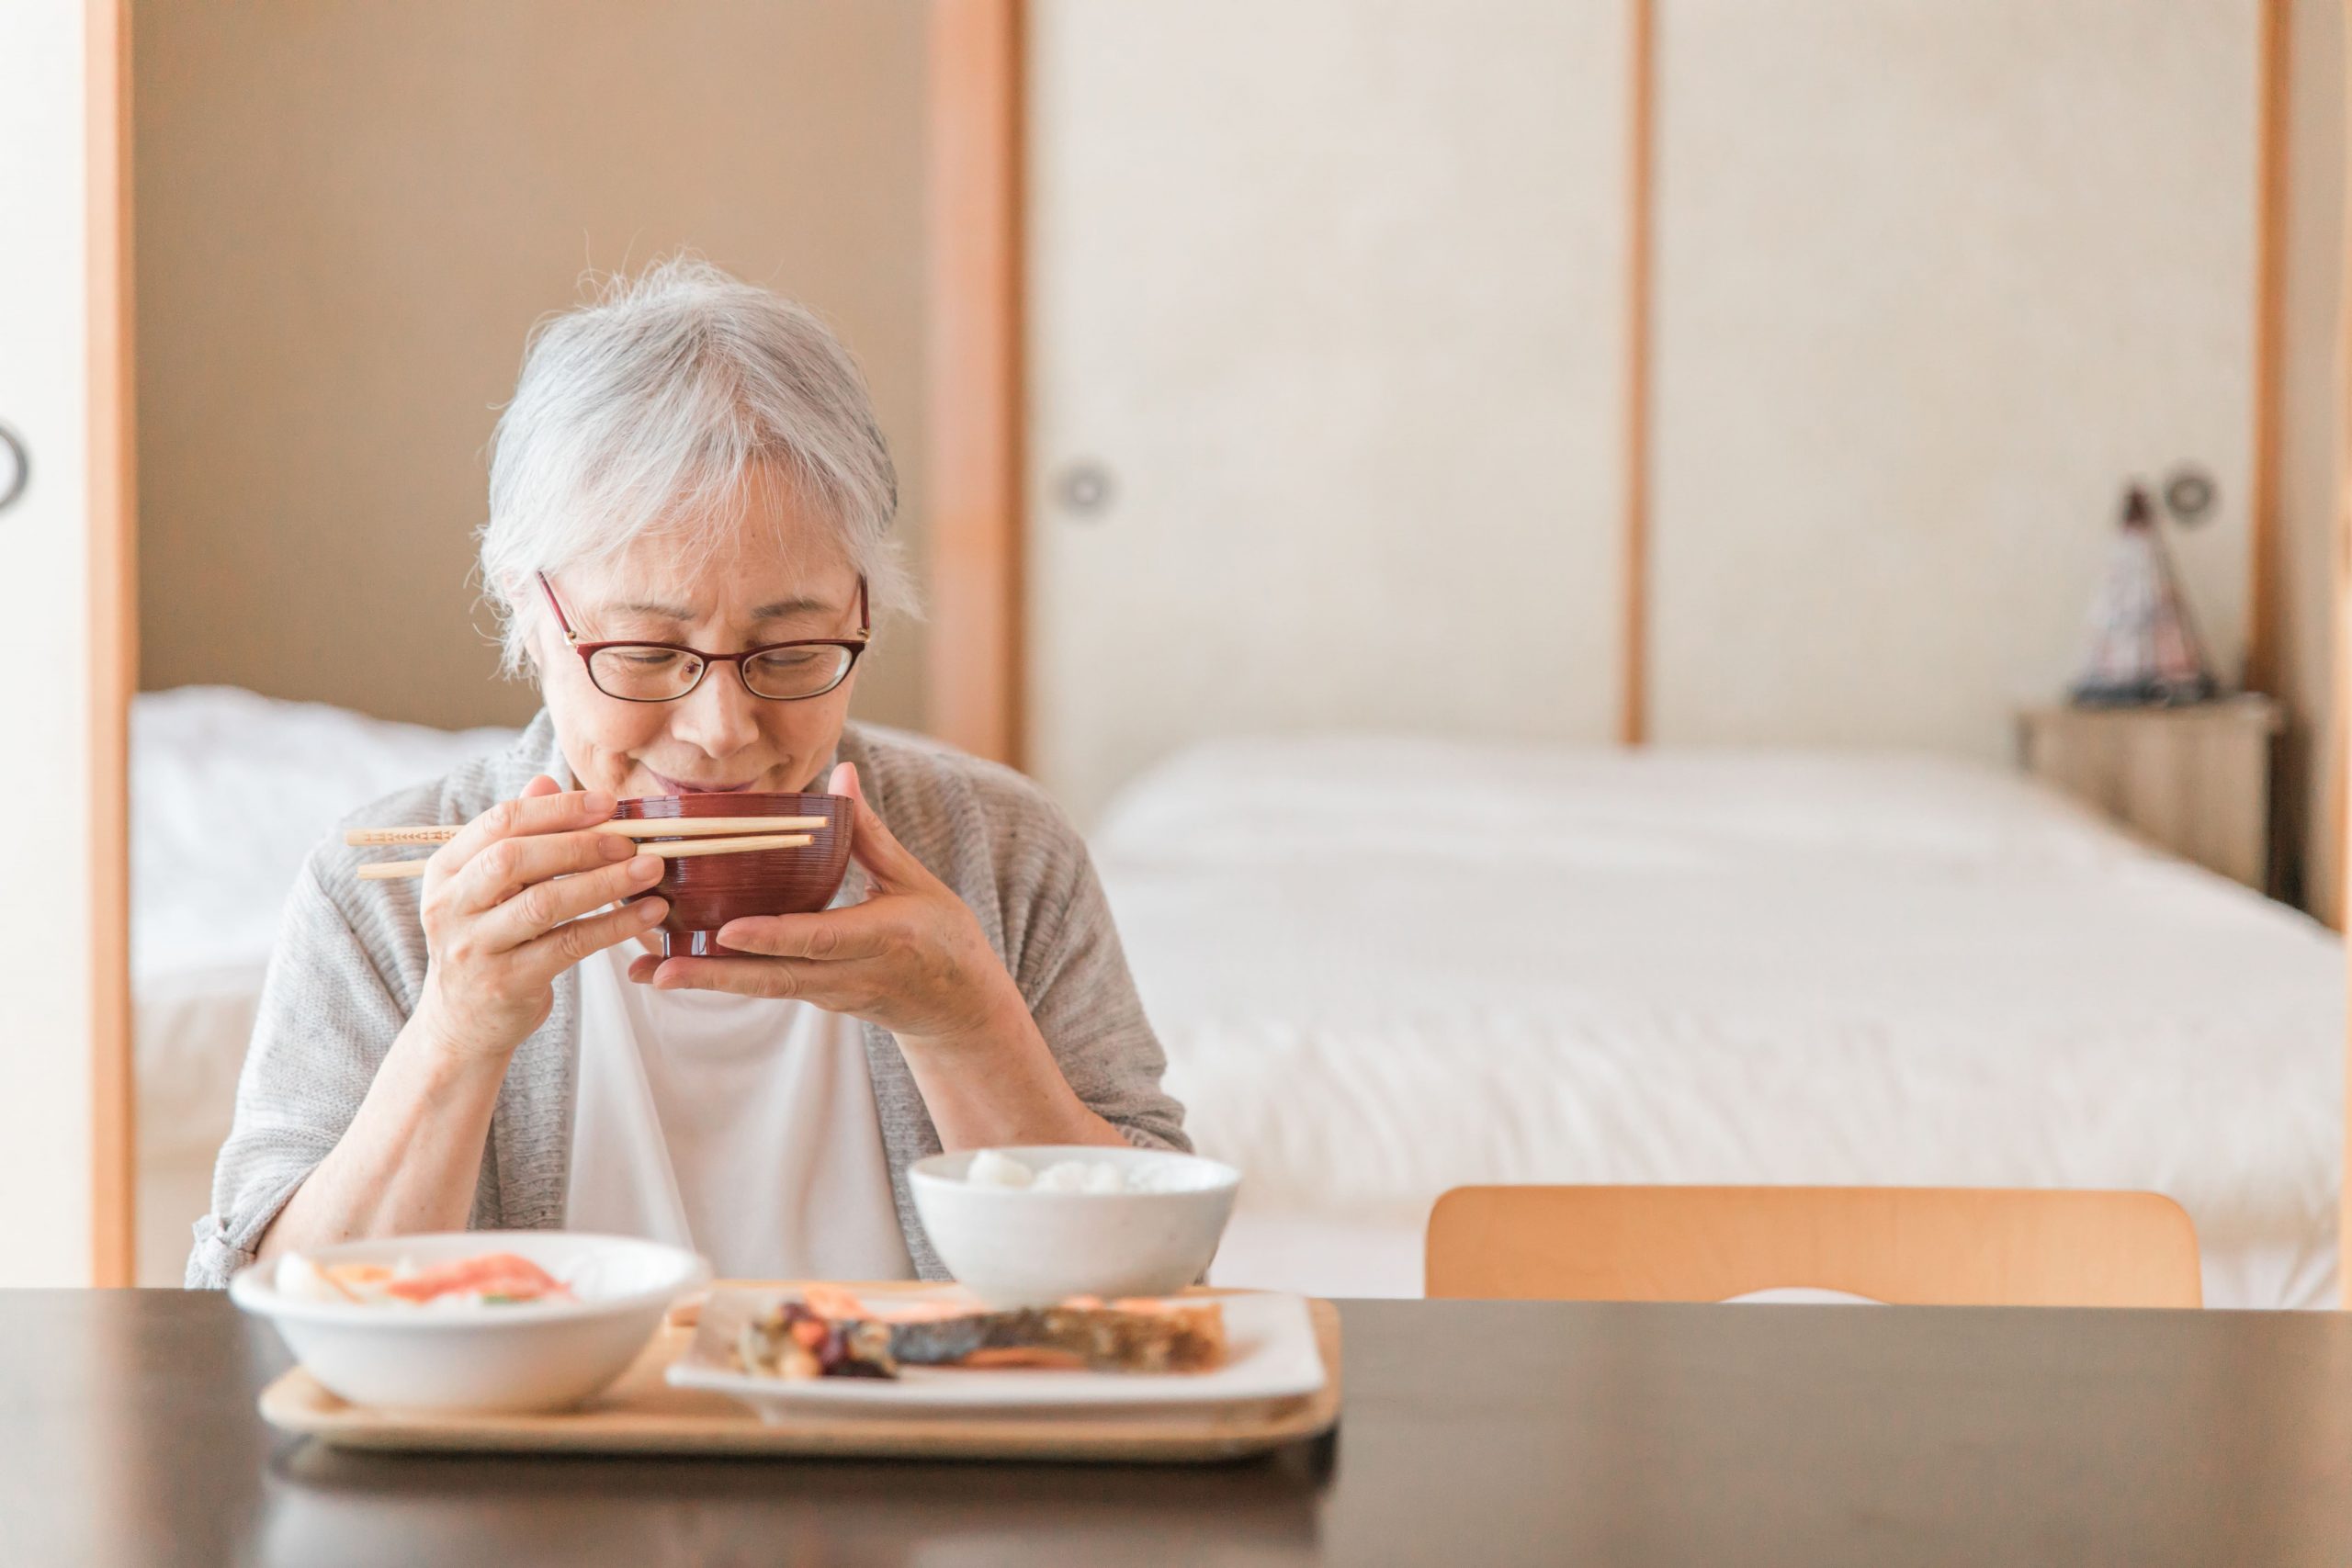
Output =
[
  {"x1": 229, "y1": 1231, "x2": 709, "y2": 1415},
  {"x1": 909, "y1": 1145, "x2": 1240, "y2": 1307}
]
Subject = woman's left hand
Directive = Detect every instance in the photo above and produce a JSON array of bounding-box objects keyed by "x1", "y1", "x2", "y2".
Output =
[{"x1": 628, "y1": 761, "x2": 1024, "y2": 1053}]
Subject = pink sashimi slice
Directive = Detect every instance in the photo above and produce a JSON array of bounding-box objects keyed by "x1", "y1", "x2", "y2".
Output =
[{"x1": 381, "y1": 1252, "x2": 571, "y2": 1303}]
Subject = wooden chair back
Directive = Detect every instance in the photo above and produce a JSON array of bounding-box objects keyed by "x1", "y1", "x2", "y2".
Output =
[{"x1": 1425, "y1": 1185, "x2": 2202, "y2": 1307}]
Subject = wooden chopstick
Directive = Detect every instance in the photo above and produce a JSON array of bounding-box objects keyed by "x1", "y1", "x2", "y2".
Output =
[
  {"x1": 345, "y1": 817, "x2": 829, "y2": 847},
  {"x1": 354, "y1": 832, "x2": 813, "y2": 881},
  {"x1": 648, "y1": 832, "x2": 815, "y2": 861}
]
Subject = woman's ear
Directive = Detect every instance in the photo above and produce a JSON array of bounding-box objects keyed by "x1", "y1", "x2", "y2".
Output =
[
  {"x1": 514, "y1": 584, "x2": 561, "y2": 685},
  {"x1": 488, "y1": 572, "x2": 547, "y2": 684},
  {"x1": 514, "y1": 622, "x2": 549, "y2": 688}
]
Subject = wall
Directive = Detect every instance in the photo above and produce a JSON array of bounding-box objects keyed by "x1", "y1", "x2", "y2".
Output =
[{"x1": 132, "y1": 0, "x2": 931, "y2": 733}]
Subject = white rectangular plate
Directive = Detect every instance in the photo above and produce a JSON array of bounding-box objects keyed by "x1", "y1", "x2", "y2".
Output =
[{"x1": 667, "y1": 1287, "x2": 1327, "y2": 1417}]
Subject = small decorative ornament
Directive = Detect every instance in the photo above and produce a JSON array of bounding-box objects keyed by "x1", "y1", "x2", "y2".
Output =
[{"x1": 2068, "y1": 482, "x2": 2217, "y2": 707}]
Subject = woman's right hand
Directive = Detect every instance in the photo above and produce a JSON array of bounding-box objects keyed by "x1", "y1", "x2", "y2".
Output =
[{"x1": 409, "y1": 774, "x2": 669, "y2": 1061}]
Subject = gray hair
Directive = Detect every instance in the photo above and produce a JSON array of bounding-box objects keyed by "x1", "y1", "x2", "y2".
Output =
[{"x1": 478, "y1": 256, "x2": 910, "y2": 674}]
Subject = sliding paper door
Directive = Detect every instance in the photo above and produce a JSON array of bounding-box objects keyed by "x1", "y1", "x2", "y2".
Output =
[
  {"x1": 0, "y1": 0, "x2": 105, "y2": 1284},
  {"x1": 1648, "y1": 0, "x2": 2261, "y2": 756},
  {"x1": 1027, "y1": 0, "x2": 1630, "y2": 823}
]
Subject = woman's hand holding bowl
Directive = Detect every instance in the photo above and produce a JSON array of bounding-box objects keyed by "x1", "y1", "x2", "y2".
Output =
[
  {"x1": 628, "y1": 762, "x2": 1022, "y2": 1055},
  {"x1": 413, "y1": 775, "x2": 671, "y2": 1061}
]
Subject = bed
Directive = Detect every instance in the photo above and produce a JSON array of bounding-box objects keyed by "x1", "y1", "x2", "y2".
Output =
[
  {"x1": 132, "y1": 687, "x2": 520, "y2": 1284},
  {"x1": 135, "y1": 694, "x2": 2345, "y2": 1305},
  {"x1": 1092, "y1": 735, "x2": 2345, "y2": 1308}
]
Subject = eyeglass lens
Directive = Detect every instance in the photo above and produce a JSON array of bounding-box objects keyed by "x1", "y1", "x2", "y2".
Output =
[{"x1": 587, "y1": 644, "x2": 854, "y2": 702}]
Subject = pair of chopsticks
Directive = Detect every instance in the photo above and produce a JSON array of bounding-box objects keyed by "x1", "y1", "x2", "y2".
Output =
[{"x1": 347, "y1": 816, "x2": 826, "y2": 882}]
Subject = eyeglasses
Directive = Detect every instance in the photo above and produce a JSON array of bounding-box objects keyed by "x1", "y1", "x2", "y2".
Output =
[{"x1": 537, "y1": 571, "x2": 870, "y2": 704}]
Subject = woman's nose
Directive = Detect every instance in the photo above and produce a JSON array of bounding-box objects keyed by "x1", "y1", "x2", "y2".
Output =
[{"x1": 670, "y1": 662, "x2": 763, "y2": 757}]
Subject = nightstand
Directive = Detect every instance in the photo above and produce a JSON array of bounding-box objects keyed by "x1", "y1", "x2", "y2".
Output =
[{"x1": 2015, "y1": 696, "x2": 2281, "y2": 891}]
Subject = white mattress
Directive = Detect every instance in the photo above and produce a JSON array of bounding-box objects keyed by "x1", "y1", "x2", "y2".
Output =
[
  {"x1": 1093, "y1": 735, "x2": 2346, "y2": 1308},
  {"x1": 132, "y1": 686, "x2": 520, "y2": 1283}
]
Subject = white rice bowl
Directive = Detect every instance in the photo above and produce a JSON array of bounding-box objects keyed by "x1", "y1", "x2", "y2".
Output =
[{"x1": 910, "y1": 1145, "x2": 1240, "y2": 1307}]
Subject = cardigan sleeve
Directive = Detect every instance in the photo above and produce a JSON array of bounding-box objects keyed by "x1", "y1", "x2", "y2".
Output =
[
  {"x1": 183, "y1": 852, "x2": 413, "y2": 1289},
  {"x1": 1004, "y1": 807, "x2": 1192, "y2": 1155}
]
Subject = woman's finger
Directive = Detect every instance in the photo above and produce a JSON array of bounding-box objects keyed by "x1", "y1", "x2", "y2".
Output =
[
  {"x1": 714, "y1": 903, "x2": 896, "y2": 962},
  {"x1": 450, "y1": 827, "x2": 641, "y2": 915},
  {"x1": 430, "y1": 783, "x2": 616, "y2": 880},
  {"x1": 647, "y1": 954, "x2": 860, "y2": 1006},
  {"x1": 512, "y1": 897, "x2": 672, "y2": 983},
  {"x1": 833, "y1": 763, "x2": 933, "y2": 894},
  {"x1": 472, "y1": 851, "x2": 666, "y2": 950}
]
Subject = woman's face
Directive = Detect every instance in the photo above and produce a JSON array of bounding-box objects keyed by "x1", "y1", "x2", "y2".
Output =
[{"x1": 530, "y1": 481, "x2": 865, "y2": 800}]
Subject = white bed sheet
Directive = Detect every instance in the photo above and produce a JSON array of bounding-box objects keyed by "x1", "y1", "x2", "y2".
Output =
[
  {"x1": 134, "y1": 685, "x2": 522, "y2": 982},
  {"x1": 132, "y1": 686, "x2": 520, "y2": 1283},
  {"x1": 1095, "y1": 735, "x2": 2346, "y2": 1308}
]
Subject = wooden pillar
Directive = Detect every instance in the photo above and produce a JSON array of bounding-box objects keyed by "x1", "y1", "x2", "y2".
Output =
[
  {"x1": 2332, "y1": 0, "x2": 2352, "y2": 1308},
  {"x1": 924, "y1": 0, "x2": 1026, "y2": 767},
  {"x1": 87, "y1": 0, "x2": 136, "y2": 1287},
  {"x1": 2251, "y1": 0, "x2": 2290, "y2": 700},
  {"x1": 1619, "y1": 0, "x2": 1656, "y2": 747}
]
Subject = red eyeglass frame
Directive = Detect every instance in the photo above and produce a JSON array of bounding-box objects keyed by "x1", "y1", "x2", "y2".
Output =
[{"x1": 536, "y1": 570, "x2": 871, "y2": 703}]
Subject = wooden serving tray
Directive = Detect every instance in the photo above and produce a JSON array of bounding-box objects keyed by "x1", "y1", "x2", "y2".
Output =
[{"x1": 258, "y1": 1292, "x2": 1340, "y2": 1464}]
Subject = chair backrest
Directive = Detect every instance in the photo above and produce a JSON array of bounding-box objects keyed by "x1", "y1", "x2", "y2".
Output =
[{"x1": 1425, "y1": 1185, "x2": 2202, "y2": 1307}]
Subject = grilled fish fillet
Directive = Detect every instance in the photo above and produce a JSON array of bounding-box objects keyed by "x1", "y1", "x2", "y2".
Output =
[{"x1": 737, "y1": 1294, "x2": 1227, "y2": 1380}]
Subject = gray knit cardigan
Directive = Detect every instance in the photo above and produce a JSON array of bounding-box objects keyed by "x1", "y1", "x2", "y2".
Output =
[{"x1": 186, "y1": 714, "x2": 1187, "y2": 1289}]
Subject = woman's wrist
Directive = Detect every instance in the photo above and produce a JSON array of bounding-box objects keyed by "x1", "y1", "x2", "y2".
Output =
[
  {"x1": 890, "y1": 983, "x2": 1125, "y2": 1149},
  {"x1": 259, "y1": 1006, "x2": 513, "y2": 1259},
  {"x1": 398, "y1": 1001, "x2": 523, "y2": 1086},
  {"x1": 890, "y1": 972, "x2": 1035, "y2": 1061}
]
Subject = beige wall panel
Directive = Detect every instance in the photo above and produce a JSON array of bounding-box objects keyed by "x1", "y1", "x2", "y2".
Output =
[
  {"x1": 133, "y1": 0, "x2": 930, "y2": 733},
  {"x1": 1027, "y1": 0, "x2": 1628, "y2": 825},
  {"x1": 1651, "y1": 0, "x2": 2261, "y2": 760}
]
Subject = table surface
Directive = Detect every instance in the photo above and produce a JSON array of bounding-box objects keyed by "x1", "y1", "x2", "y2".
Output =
[{"x1": 7, "y1": 1291, "x2": 2352, "y2": 1567}]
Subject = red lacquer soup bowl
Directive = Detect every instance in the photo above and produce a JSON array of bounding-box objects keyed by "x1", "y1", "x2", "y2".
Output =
[{"x1": 616, "y1": 792, "x2": 854, "y2": 957}]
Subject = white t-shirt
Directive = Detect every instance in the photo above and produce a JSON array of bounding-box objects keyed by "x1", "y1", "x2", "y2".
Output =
[{"x1": 564, "y1": 942, "x2": 917, "y2": 1281}]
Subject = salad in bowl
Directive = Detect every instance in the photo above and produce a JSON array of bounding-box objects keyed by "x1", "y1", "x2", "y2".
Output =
[{"x1": 231, "y1": 1231, "x2": 708, "y2": 1414}]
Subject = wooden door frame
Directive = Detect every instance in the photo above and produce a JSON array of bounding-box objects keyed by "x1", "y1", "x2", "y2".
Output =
[
  {"x1": 87, "y1": 0, "x2": 136, "y2": 1286},
  {"x1": 924, "y1": 0, "x2": 1026, "y2": 768},
  {"x1": 1619, "y1": 0, "x2": 1656, "y2": 746},
  {"x1": 2250, "y1": 0, "x2": 2290, "y2": 704},
  {"x1": 2335, "y1": 0, "x2": 2352, "y2": 1310}
]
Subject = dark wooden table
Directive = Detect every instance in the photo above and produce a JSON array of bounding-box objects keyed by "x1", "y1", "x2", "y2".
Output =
[{"x1": 6, "y1": 1291, "x2": 2351, "y2": 1566}]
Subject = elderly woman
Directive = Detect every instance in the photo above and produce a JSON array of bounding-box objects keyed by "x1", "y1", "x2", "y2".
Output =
[{"x1": 187, "y1": 261, "x2": 1185, "y2": 1288}]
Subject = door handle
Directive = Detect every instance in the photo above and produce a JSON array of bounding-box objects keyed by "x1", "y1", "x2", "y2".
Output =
[
  {"x1": 1053, "y1": 459, "x2": 1115, "y2": 521},
  {"x1": 0, "y1": 423, "x2": 26, "y2": 514}
]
